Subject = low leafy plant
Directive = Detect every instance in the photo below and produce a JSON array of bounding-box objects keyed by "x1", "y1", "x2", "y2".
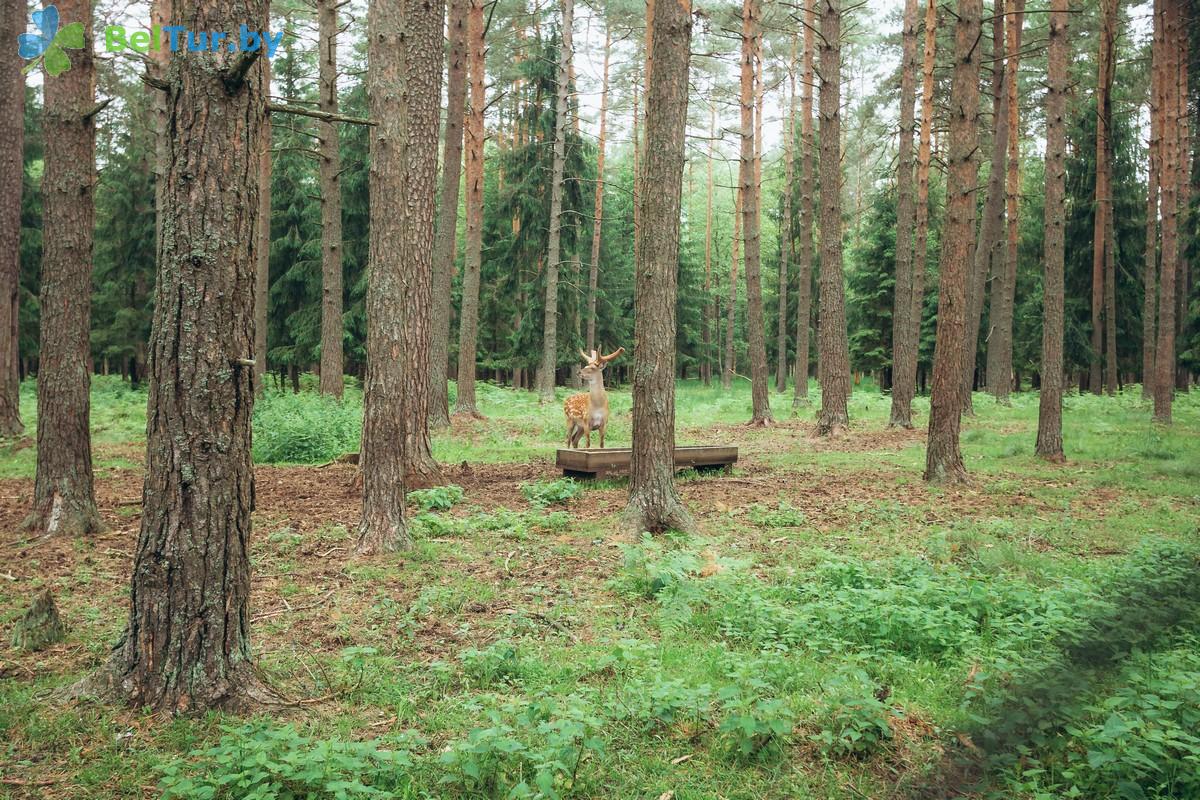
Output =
[
  {"x1": 745, "y1": 501, "x2": 807, "y2": 529},
  {"x1": 717, "y1": 687, "x2": 795, "y2": 760},
  {"x1": 158, "y1": 722, "x2": 414, "y2": 799},
  {"x1": 458, "y1": 640, "x2": 525, "y2": 687},
  {"x1": 252, "y1": 391, "x2": 361, "y2": 463},
  {"x1": 810, "y1": 670, "x2": 895, "y2": 758},
  {"x1": 408, "y1": 484, "x2": 465, "y2": 511},
  {"x1": 521, "y1": 478, "x2": 583, "y2": 509}
]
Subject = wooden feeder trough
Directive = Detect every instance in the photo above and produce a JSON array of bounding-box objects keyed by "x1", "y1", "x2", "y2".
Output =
[{"x1": 555, "y1": 445, "x2": 738, "y2": 480}]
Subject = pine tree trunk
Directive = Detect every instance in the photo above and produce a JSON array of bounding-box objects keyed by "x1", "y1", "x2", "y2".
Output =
[
  {"x1": 1172, "y1": 13, "x2": 1190, "y2": 394},
  {"x1": 625, "y1": 0, "x2": 694, "y2": 535},
  {"x1": 925, "y1": 0, "x2": 982, "y2": 482},
  {"x1": 454, "y1": 0, "x2": 485, "y2": 417},
  {"x1": 741, "y1": 0, "x2": 772, "y2": 424},
  {"x1": 908, "y1": 0, "x2": 936, "y2": 394},
  {"x1": 1152, "y1": 0, "x2": 1178, "y2": 422},
  {"x1": 1036, "y1": 0, "x2": 1069, "y2": 460},
  {"x1": 0, "y1": 0, "x2": 24, "y2": 437},
  {"x1": 537, "y1": 0, "x2": 573, "y2": 402},
  {"x1": 987, "y1": 0, "x2": 1024, "y2": 403},
  {"x1": 586, "y1": 23, "x2": 611, "y2": 354},
  {"x1": 775, "y1": 35, "x2": 797, "y2": 394},
  {"x1": 702, "y1": 101, "x2": 716, "y2": 386},
  {"x1": 967, "y1": 0, "x2": 1006, "y2": 413},
  {"x1": 1143, "y1": 19, "x2": 1161, "y2": 399},
  {"x1": 96, "y1": 0, "x2": 270, "y2": 710},
  {"x1": 793, "y1": 0, "x2": 816, "y2": 409},
  {"x1": 430, "y1": 0, "x2": 468, "y2": 426},
  {"x1": 255, "y1": 57, "x2": 270, "y2": 398},
  {"x1": 1088, "y1": 0, "x2": 1116, "y2": 395},
  {"x1": 1104, "y1": 202, "x2": 1118, "y2": 395},
  {"x1": 318, "y1": 0, "x2": 344, "y2": 399},
  {"x1": 26, "y1": 0, "x2": 101, "y2": 535},
  {"x1": 724, "y1": 188, "x2": 741, "y2": 390},
  {"x1": 816, "y1": 0, "x2": 851, "y2": 435},
  {"x1": 360, "y1": 0, "x2": 445, "y2": 551},
  {"x1": 888, "y1": 0, "x2": 920, "y2": 427}
]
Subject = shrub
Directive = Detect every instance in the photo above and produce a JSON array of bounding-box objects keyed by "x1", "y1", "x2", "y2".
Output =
[
  {"x1": 458, "y1": 640, "x2": 525, "y2": 687},
  {"x1": 252, "y1": 391, "x2": 360, "y2": 463},
  {"x1": 809, "y1": 669, "x2": 895, "y2": 758},
  {"x1": 717, "y1": 687, "x2": 795, "y2": 760},
  {"x1": 408, "y1": 485, "x2": 465, "y2": 511},
  {"x1": 158, "y1": 722, "x2": 415, "y2": 799},
  {"x1": 521, "y1": 478, "x2": 583, "y2": 509}
]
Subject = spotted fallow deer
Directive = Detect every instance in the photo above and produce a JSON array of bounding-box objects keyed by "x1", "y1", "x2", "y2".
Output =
[{"x1": 564, "y1": 347, "x2": 624, "y2": 448}]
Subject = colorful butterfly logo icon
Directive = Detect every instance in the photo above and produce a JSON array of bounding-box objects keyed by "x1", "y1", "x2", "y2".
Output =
[{"x1": 17, "y1": 5, "x2": 85, "y2": 77}]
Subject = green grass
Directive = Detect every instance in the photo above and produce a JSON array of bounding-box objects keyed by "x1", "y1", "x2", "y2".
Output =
[{"x1": 1, "y1": 377, "x2": 1199, "y2": 799}]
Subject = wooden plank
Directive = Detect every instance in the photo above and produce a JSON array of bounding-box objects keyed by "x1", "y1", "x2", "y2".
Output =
[{"x1": 555, "y1": 445, "x2": 737, "y2": 478}]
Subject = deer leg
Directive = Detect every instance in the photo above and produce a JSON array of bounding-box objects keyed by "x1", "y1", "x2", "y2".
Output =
[
  {"x1": 599, "y1": 422, "x2": 605, "y2": 449},
  {"x1": 584, "y1": 423, "x2": 592, "y2": 449}
]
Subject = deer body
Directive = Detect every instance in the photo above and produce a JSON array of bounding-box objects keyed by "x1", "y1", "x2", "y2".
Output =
[{"x1": 565, "y1": 348, "x2": 624, "y2": 448}]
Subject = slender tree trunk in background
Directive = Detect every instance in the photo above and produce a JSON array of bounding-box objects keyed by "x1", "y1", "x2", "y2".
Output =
[
  {"x1": 26, "y1": 0, "x2": 101, "y2": 535},
  {"x1": 988, "y1": 0, "x2": 1024, "y2": 403},
  {"x1": 0, "y1": 0, "x2": 24, "y2": 437},
  {"x1": 430, "y1": 0, "x2": 468, "y2": 426},
  {"x1": 455, "y1": 0, "x2": 485, "y2": 416},
  {"x1": 360, "y1": 0, "x2": 445, "y2": 551},
  {"x1": 888, "y1": 0, "x2": 920, "y2": 427},
  {"x1": 702, "y1": 102, "x2": 716, "y2": 386},
  {"x1": 536, "y1": 0, "x2": 572, "y2": 401},
  {"x1": 966, "y1": 0, "x2": 1005, "y2": 413},
  {"x1": 1104, "y1": 205, "x2": 1118, "y2": 395},
  {"x1": 1152, "y1": 0, "x2": 1177, "y2": 422},
  {"x1": 741, "y1": 0, "x2": 772, "y2": 425},
  {"x1": 793, "y1": 0, "x2": 816, "y2": 409},
  {"x1": 907, "y1": 0, "x2": 937, "y2": 398},
  {"x1": 255, "y1": 58, "x2": 270, "y2": 396},
  {"x1": 924, "y1": 0, "x2": 982, "y2": 482},
  {"x1": 318, "y1": 0, "x2": 344, "y2": 399},
  {"x1": 775, "y1": 35, "x2": 797, "y2": 394},
  {"x1": 1172, "y1": 19, "x2": 1190, "y2": 394},
  {"x1": 94, "y1": 0, "x2": 270, "y2": 710},
  {"x1": 1143, "y1": 16, "x2": 1161, "y2": 399},
  {"x1": 816, "y1": 0, "x2": 850, "y2": 435},
  {"x1": 625, "y1": 0, "x2": 694, "y2": 535},
  {"x1": 724, "y1": 188, "x2": 741, "y2": 390},
  {"x1": 586, "y1": 22, "x2": 611, "y2": 354},
  {"x1": 1037, "y1": 0, "x2": 1069, "y2": 459},
  {"x1": 632, "y1": 86, "x2": 641, "y2": 276},
  {"x1": 1087, "y1": 0, "x2": 1114, "y2": 394}
]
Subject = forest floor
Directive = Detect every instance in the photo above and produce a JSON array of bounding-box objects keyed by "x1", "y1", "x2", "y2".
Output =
[{"x1": 1, "y1": 377, "x2": 1199, "y2": 799}]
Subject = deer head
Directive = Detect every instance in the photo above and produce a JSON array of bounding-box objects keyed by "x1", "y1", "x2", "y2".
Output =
[{"x1": 578, "y1": 347, "x2": 624, "y2": 385}]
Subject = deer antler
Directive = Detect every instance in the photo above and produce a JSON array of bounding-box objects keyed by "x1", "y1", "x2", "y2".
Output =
[{"x1": 599, "y1": 347, "x2": 624, "y2": 363}]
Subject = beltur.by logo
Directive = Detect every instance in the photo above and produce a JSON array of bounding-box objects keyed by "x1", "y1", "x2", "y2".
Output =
[
  {"x1": 14, "y1": 3, "x2": 284, "y2": 77},
  {"x1": 104, "y1": 22, "x2": 284, "y2": 58}
]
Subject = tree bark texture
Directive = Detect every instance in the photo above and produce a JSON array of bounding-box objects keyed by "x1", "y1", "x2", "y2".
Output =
[
  {"x1": 1036, "y1": 0, "x2": 1069, "y2": 460},
  {"x1": 102, "y1": 0, "x2": 269, "y2": 711},
  {"x1": 0, "y1": 0, "x2": 24, "y2": 436},
  {"x1": 741, "y1": 0, "x2": 772, "y2": 424},
  {"x1": 924, "y1": 0, "x2": 982, "y2": 483},
  {"x1": 318, "y1": 0, "x2": 345, "y2": 399},
  {"x1": 793, "y1": 0, "x2": 816, "y2": 409},
  {"x1": 625, "y1": 0, "x2": 694, "y2": 535},
  {"x1": 775, "y1": 34, "x2": 797, "y2": 394},
  {"x1": 536, "y1": 0, "x2": 573, "y2": 401},
  {"x1": 816, "y1": 0, "x2": 850, "y2": 435},
  {"x1": 1089, "y1": 0, "x2": 1116, "y2": 394},
  {"x1": 430, "y1": 0, "x2": 468, "y2": 426},
  {"x1": 255, "y1": 57, "x2": 270, "y2": 397},
  {"x1": 586, "y1": 23, "x2": 611, "y2": 354},
  {"x1": 27, "y1": 0, "x2": 101, "y2": 536},
  {"x1": 888, "y1": 0, "x2": 920, "y2": 427},
  {"x1": 1143, "y1": 11, "x2": 1160, "y2": 399},
  {"x1": 1152, "y1": 0, "x2": 1178, "y2": 422},
  {"x1": 454, "y1": 0, "x2": 485, "y2": 416}
]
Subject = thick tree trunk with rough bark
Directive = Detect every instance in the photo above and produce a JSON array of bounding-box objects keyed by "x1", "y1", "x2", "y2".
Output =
[
  {"x1": 987, "y1": 0, "x2": 1024, "y2": 403},
  {"x1": 255, "y1": 57, "x2": 270, "y2": 397},
  {"x1": 924, "y1": 0, "x2": 982, "y2": 482},
  {"x1": 0, "y1": 0, "x2": 24, "y2": 437},
  {"x1": 775, "y1": 35, "x2": 797, "y2": 395},
  {"x1": 724, "y1": 189, "x2": 741, "y2": 390},
  {"x1": 741, "y1": 0, "x2": 772, "y2": 424},
  {"x1": 1152, "y1": 0, "x2": 1179, "y2": 421},
  {"x1": 454, "y1": 0, "x2": 485, "y2": 416},
  {"x1": 586, "y1": 23, "x2": 611, "y2": 354},
  {"x1": 965, "y1": 0, "x2": 1006, "y2": 414},
  {"x1": 360, "y1": 0, "x2": 445, "y2": 552},
  {"x1": 816, "y1": 0, "x2": 850, "y2": 435},
  {"x1": 624, "y1": 0, "x2": 694, "y2": 535},
  {"x1": 431, "y1": 0, "x2": 468, "y2": 426},
  {"x1": 536, "y1": 0, "x2": 573, "y2": 401},
  {"x1": 96, "y1": 0, "x2": 270, "y2": 710},
  {"x1": 888, "y1": 0, "x2": 920, "y2": 427},
  {"x1": 394, "y1": 0, "x2": 447, "y2": 487},
  {"x1": 26, "y1": 0, "x2": 101, "y2": 535},
  {"x1": 1036, "y1": 0, "x2": 1069, "y2": 460},
  {"x1": 793, "y1": 0, "x2": 816, "y2": 409},
  {"x1": 318, "y1": 0, "x2": 344, "y2": 399}
]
